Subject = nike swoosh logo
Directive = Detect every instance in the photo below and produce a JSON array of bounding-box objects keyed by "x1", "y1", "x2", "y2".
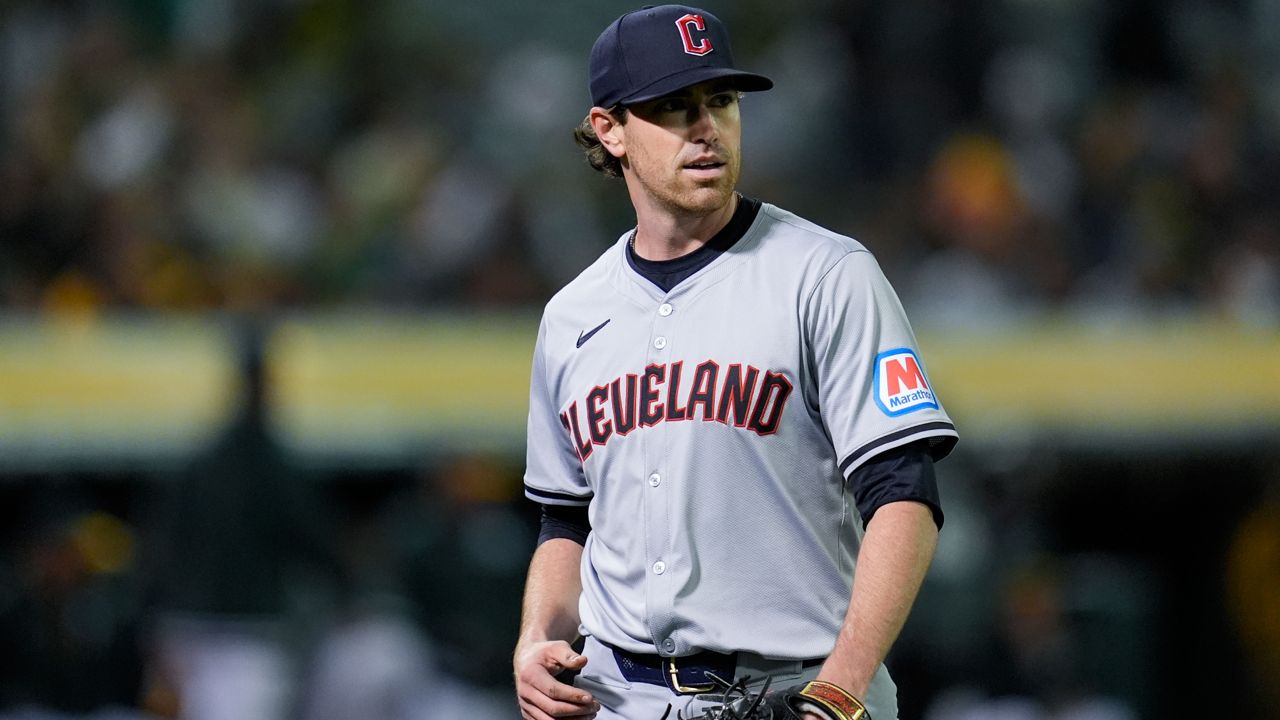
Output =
[{"x1": 576, "y1": 319, "x2": 611, "y2": 348}]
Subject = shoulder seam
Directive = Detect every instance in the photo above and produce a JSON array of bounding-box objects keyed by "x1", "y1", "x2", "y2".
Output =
[
  {"x1": 761, "y1": 204, "x2": 866, "y2": 248},
  {"x1": 803, "y1": 249, "x2": 868, "y2": 314}
]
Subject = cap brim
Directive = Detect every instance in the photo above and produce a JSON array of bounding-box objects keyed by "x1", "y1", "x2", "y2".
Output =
[{"x1": 618, "y1": 67, "x2": 773, "y2": 106}]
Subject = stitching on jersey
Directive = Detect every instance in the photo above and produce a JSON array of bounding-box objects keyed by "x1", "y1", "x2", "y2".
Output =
[
  {"x1": 802, "y1": 249, "x2": 869, "y2": 317},
  {"x1": 537, "y1": 318, "x2": 590, "y2": 499},
  {"x1": 838, "y1": 471, "x2": 855, "y2": 582},
  {"x1": 839, "y1": 422, "x2": 957, "y2": 476},
  {"x1": 761, "y1": 204, "x2": 864, "y2": 247},
  {"x1": 799, "y1": 250, "x2": 864, "y2": 414},
  {"x1": 525, "y1": 484, "x2": 593, "y2": 504}
]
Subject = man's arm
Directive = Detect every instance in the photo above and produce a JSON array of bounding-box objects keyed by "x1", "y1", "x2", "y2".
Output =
[
  {"x1": 513, "y1": 538, "x2": 599, "y2": 720},
  {"x1": 816, "y1": 500, "x2": 939, "y2": 699}
]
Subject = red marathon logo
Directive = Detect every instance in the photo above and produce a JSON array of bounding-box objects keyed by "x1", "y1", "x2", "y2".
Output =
[{"x1": 874, "y1": 348, "x2": 938, "y2": 416}]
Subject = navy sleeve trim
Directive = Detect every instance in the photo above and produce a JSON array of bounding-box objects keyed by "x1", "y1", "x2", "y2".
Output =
[
  {"x1": 847, "y1": 440, "x2": 944, "y2": 530},
  {"x1": 839, "y1": 421, "x2": 957, "y2": 475},
  {"x1": 524, "y1": 485, "x2": 593, "y2": 505},
  {"x1": 538, "y1": 503, "x2": 591, "y2": 547}
]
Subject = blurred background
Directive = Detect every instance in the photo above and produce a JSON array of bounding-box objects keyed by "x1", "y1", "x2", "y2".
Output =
[{"x1": 1, "y1": 0, "x2": 1278, "y2": 718}]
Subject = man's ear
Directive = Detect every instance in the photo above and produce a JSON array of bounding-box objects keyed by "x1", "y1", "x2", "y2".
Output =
[{"x1": 589, "y1": 107, "x2": 626, "y2": 160}]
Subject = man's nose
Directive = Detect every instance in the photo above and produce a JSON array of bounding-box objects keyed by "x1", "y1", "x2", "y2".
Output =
[{"x1": 686, "y1": 103, "x2": 718, "y2": 142}]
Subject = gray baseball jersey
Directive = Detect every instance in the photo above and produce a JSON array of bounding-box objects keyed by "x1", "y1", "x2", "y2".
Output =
[{"x1": 523, "y1": 202, "x2": 957, "y2": 702}]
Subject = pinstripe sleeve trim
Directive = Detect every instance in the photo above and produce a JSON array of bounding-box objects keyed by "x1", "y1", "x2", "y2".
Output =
[
  {"x1": 839, "y1": 422, "x2": 958, "y2": 477},
  {"x1": 524, "y1": 485, "x2": 593, "y2": 505}
]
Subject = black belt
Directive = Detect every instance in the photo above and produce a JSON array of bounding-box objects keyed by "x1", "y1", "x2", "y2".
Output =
[{"x1": 607, "y1": 642, "x2": 823, "y2": 695}]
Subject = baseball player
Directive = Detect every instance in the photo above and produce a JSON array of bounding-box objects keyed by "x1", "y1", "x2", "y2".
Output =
[{"x1": 513, "y1": 6, "x2": 958, "y2": 720}]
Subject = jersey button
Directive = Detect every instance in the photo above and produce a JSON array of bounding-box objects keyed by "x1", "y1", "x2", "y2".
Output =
[
  {"x1": 653, "y1": 336, "x2": 667, "y2": 349},
  {"x1": 658, "y1": 303, "x2": 673, "y2": 317},
  {"x1": 662, "y1": 638, "x2": 676, "y2": 653},
  {"x1": 648, "y1": 473, "x2": 661, "y2": 487},
  {"x1": 652, "y1": 561, "x2": 666, "y2": 575}
]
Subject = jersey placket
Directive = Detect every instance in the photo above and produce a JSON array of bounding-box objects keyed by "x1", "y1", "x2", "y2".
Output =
[{"x1": 643, "y1": 294, "x2": 679, "y2": 655}]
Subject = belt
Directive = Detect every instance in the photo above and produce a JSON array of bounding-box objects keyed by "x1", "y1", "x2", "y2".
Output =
[{"x1": 607, "y1": 642, "x2": 824, "y2": 695}]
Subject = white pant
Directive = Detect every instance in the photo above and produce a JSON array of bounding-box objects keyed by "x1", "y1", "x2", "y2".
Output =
[{"x1": 574, "y1": 636, "x2": 899, "y2": 719}]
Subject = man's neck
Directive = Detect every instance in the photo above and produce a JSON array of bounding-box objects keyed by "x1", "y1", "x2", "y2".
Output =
[{"x1": 630, "y1": 193, "x2": 739, "y2": 261}]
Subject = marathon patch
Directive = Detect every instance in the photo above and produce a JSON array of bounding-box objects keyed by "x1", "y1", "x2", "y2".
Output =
[{"x1": 874, "y1": 348, "x2": 938, "y2": 416}]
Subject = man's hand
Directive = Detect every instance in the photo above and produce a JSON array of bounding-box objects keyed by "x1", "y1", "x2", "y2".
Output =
[{"x1": 514, "y1": 640, "x2": 599, "y2": 720}]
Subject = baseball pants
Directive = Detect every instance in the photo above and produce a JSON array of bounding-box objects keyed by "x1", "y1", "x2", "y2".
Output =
[{"x1": 573, "y1": 635, "x2": 899, "y2": 719}]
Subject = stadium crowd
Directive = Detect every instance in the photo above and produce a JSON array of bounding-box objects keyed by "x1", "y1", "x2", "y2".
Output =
[{"x1": 2, "y1": 0, "x2": 1277, "y2": 324}]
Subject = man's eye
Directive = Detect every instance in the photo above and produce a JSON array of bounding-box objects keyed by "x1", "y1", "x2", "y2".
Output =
[
  {"x1": 656, "y1": 99, "x2": 687, "y2": 112},
  {"x1": 709, "y1": 93, "x2": 737, "y2": 108}
]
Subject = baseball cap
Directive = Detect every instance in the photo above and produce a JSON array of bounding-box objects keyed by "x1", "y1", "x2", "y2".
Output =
[{"x1": 589, "y1": 5, "x2": 773, "y2": 109}]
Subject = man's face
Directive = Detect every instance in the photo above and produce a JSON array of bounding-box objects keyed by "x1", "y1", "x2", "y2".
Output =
[{"x1": 614, "y1": 80, "x2": 743, "y2": 216}]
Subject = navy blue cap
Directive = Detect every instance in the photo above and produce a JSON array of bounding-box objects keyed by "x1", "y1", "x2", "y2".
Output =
[{"x1": 589, "y1": 5, "x2": 773, "y2": 108}]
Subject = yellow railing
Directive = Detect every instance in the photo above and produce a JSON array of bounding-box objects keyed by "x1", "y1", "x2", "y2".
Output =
[{"x1": 0, "y1": 313, "x2": 1276, "y2": 467}]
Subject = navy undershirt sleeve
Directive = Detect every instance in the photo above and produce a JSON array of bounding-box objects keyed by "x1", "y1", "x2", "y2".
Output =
[
  {"x1": 848, "y1": 439, "x2": 944, "y2": 530},
  {"x1": 538, "y1": 503, "x2": 591, "y2": 546}
]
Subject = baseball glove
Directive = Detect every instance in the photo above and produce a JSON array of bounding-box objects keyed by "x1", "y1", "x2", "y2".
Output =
[{"x1": 661, "y1": 674, "x2": 870, "y2": 720}]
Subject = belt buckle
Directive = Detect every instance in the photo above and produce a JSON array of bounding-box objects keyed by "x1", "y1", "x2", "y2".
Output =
[{"x1": 667, "y1": 656, "x2": 716, "y2": 694}]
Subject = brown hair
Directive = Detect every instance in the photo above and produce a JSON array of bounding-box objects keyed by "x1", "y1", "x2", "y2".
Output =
[{"x1": 573, "y1": 107, "x2": 627, "y2": 178}]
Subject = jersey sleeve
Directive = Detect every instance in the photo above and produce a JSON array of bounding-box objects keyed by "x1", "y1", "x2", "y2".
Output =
[
  {"x1": 805, "y1": 250, "x2": 958, "y2": 480},
  {"x1": 523, "y1": 316, "x2": 593, "y2": 507}
]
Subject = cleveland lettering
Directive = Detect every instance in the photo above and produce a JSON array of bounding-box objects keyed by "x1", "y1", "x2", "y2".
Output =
[{"x1": 560, "y1": 360, "x2": 794, "y2": 461}]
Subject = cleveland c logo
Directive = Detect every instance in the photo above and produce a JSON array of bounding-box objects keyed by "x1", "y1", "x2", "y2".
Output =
[{"x1": 676, "y1": 14, "x2": 714, "y2": 56}]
